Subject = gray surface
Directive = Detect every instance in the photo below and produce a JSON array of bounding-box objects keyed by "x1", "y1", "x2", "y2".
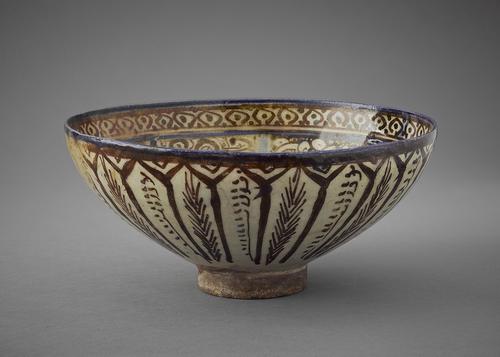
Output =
[{"x1": 1, "y1": 1, "x2": 499, "y2": 356}]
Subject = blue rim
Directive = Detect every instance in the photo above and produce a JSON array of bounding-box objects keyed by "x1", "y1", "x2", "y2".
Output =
[{"x1": 65, "y1": 98, "x2": 437, "y2": 164}]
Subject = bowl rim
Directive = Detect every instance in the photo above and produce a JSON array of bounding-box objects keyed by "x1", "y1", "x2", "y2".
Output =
[{"x1": 65, "y1": 98, "x2": 437, "y2": 164}]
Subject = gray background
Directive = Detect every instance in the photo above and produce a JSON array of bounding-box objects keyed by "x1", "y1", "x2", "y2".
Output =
[{"x1": 1, "y1": 0, "x2": 499, "y2": 356}]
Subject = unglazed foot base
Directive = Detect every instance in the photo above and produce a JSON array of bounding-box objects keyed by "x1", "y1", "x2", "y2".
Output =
[{"x1": 197, "y1": 266, "x2": 307, "y2": 299}]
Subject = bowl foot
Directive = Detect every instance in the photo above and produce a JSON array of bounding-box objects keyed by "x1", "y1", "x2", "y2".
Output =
[{"x1": 197, "y1": 265, "x2": 307, "y2": 299}]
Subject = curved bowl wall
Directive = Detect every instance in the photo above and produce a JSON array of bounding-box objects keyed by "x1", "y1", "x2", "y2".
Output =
[{"x1": 65, "y1": 100, "x2": 436, "y2": 297}]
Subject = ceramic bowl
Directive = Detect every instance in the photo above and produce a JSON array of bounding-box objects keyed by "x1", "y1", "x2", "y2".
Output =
[{"x1": 65, "y1": 99, "x2": 437, "y2": 299}]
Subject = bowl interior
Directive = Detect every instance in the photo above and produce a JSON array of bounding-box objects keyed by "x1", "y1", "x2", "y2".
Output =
[{"x1": 67, "y1": 101, "x2": 434, "y2": 153}]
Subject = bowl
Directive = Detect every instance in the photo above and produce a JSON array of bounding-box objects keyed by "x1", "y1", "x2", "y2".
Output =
[{"x1": 65, "y1": 99, "x2": 437, "y2": 299}]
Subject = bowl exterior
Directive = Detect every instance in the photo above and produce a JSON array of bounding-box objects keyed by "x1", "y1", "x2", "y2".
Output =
[{"x1": 66, "y1": 129, "x2": 434, "y2": 271}]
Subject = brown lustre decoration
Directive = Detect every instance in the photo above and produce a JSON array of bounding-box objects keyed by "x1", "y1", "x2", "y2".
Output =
[{"x1": 66, "y1": 101, "x2": 436, "y2": 298}]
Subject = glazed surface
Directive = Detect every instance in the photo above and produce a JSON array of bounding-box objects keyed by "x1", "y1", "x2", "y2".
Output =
[
  {"x1": 128, "y1": 131, "x2": 365, "y2": 152},
  {"x1": 69, "y1": 102, "x2": 432, "y2": 152},
  {"x1": 66, "y1": 101, "x2": 436, "y2": 271}
]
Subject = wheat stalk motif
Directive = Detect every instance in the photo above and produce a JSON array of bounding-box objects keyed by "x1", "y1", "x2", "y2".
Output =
[
  {"x1": 301, "y1": 165, "x2": 360, "y2": 259},
  {"x1": 309, "y1": 160, "x2": 394, "y2": 259},
  {"x1": 182, "y1": 171, "x2": 222, "y2": 261},
  {"x1": 266, "y1": 169, "x2": 306, "y2": 264},
  {"x1": 100, "y1": 159, "x2": 163, "y2": 244}
]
